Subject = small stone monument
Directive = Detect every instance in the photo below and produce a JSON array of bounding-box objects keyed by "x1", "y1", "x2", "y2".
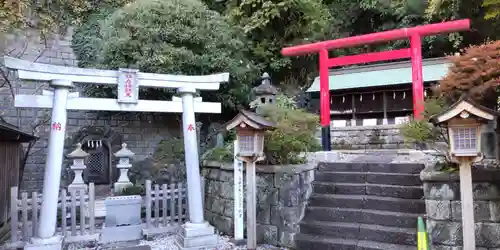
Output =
[
  {"x1": 101, "y1": 195, "x2": 143, "y2": 244},
  {"x1": 113, "y1": 143, "x2": 134, "y2": 193},
  {"x1": 67, "y1": 143, "x2": 89, "y2": 192}
]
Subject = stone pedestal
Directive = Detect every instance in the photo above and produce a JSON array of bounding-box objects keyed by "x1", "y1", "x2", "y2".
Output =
[
  {"x1": 175, "y1": 222, "x2": 219, "y2": 250},
  {"x1": 101, "y1": 195, "x2": 143, "y2": 244},
  {"x1": 24, "y1": 235, "x2": 63, "y2": 250}
]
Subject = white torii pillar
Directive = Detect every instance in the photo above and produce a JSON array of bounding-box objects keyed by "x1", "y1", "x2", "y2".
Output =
[{"x1": 3, "y1": 57, "x2": 226, "y2": 249}]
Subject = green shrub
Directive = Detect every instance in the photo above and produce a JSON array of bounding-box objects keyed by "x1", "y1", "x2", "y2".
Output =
[
  {"x1": 72, "y1": 0, "x2": 260, "y2": 110},
  {"x1": 400, "y1": 96, "x2": 448, "y2": 144},
  {"x1": 261, "y1": 105, "x2": 321, "y2": 165}
]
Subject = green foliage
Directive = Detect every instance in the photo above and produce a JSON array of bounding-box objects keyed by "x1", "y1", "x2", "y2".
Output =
[
  {"x1": 203, "y1": 94, "x2": 320, "y2": 165},
  {"x1": 0, "y1": 0, "x2": 130, "y2": 35},
  {"x1": 72, "y1": 0, "x2": 260, "y2": 110},
  {"x1": 400, "y1": 96, "x2": 448, "y2": 144},
  {"x1": 205, "y1": 0, "x2": 332, "y2": 90},
  {"x1": 260, "y1": 95, "x2": 321, "y2": 165},
  {"x1": 484, "y1": 0, "x2": 500, "y2": 19},
  {"x1": 202, "y1": 144, "x2": 234, "y2": 162}
]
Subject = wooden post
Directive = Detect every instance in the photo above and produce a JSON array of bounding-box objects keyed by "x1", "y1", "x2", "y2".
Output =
[
  {"x1": 246, "y1": 161, "x2": 257, "y2": 249},
  {"x1": 382, "y1": 91, "x2": 388, "y2": 125},
  {"x1": 459, "y1": 158, "x2": 476, "y2": 249},
  {"x1": 351, "y1": 93, "x2": 356, "y2": 126},
  {"x1": 233, "y1": 140, "x2": 244, "y2": 241}
]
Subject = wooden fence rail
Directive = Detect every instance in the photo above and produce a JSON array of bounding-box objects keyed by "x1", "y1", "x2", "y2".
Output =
[
  {"x1": 7, "y1": 184, "x2": 97, "y2": 248},
  {"x1": 142, "y1": 177, "x2": 205, "y2": 236}
]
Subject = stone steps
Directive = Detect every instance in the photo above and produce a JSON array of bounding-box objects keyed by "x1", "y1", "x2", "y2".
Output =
[
  {"x1": 296, "y1": 162, "x2": 425, "y2": 249},
  {"x1": 309, "y1": 194, "x2": 425, "y2": 214},
  {"x1": 313, "y1": 182, "x2": 423, "y2": 199},
  {"x1": 315, "y1": 171, "x2": 422, "y2": 186},
  {"x1": 303, "y1": 207, "x2": 420, "y2": 228},
  {"x1": 317, "y1": 162, "x2": 424, "y2": 174},
  {"x1": 295, "y1": 233, "x2": 415, "y2": 250},
  {"x1": 299, "y1": 220, "x2": 416, "y2": 246}
]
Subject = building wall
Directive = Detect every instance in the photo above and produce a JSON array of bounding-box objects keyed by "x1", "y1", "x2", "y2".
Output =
[{"x1": 0, "y1": 29, "x2": 183, "y2": 192}]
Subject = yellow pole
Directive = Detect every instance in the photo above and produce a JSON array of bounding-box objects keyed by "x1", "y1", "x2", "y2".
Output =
[{"x1": 417, "y1": 217, "x2": 429, "y2": 250}]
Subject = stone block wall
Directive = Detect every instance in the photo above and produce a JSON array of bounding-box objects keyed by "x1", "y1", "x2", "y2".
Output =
[
  {"x1": 0, "y1": 28, "x2": 185, "y2": 192},
  {"x1": 421, "y1": 166, "x2": 500, "y2": 250},
  {"x1": 328, "y1": 125, "x2": 407, "y2": 150},
  {"x1": 201, "y1": 161, "x2": 315, "y2": 248}
]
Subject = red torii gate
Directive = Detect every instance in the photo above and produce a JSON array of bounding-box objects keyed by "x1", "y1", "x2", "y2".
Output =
[{"x1": 281, "y1": 19, "x2": 470, "y2": 151}]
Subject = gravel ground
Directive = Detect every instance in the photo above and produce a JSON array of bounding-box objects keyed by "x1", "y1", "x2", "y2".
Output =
[
  {"x1": 138, "y1": 235, "x2": 287, "y2": 250},
  {"x1": 63, "y1": 234, "x2": 288, "y2": 250}
]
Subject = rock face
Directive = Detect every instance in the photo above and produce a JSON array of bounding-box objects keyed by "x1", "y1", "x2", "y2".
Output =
[
  {"x1": 421, "y1": 165, "x2": 500, "y2": 249},
  {"x1": 201, "y1": 161, "x2": 315, "y2": 248}
]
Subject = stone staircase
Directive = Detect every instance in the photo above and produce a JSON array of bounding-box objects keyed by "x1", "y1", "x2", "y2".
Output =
[{"x1": 296, "y1": 162, "x2": 425, "y2": 250}]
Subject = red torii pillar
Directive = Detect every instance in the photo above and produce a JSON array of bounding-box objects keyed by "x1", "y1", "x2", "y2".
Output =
[{"x1": 281, "y1": 19, "x2": 470, "y2": 151}]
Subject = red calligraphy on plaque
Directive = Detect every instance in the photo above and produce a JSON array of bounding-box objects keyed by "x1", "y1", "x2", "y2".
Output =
[
  {"x1": 124, "y1": 74, "x2": 133, "y2": 97},
  {"x1": 187, "y1": 124, "x2": 195, "y2": 131},
  {"x1": 51, "y1": 122, "x2": 62, "y2": 131}
]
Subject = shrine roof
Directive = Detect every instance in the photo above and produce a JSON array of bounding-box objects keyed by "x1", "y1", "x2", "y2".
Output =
[
  {"x1": 0, "y1": 120, "x2": 37, "y2": 142},
  {"x1": 307, "y1": 57, "x2": 450, "y2": 92}
]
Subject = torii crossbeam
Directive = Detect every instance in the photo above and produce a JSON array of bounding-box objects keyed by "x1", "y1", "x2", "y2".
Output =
[
  {"x1": 3, "y1": 57, "x2": 223, "y2": 249},
  {"x1": 281, "y1": 19, "x2": 471, "y2": 151}
]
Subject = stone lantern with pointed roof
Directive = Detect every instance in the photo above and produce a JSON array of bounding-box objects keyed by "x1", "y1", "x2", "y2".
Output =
[
  {"x1": 250, "y1": 72, "x2": 278, "y2": 114},
  {"x1": 67, "y1": 143, "x2": 89, "y2": 192},
  {"x1": 113, "y1": 143, "x2": 135, "y2": 192}
]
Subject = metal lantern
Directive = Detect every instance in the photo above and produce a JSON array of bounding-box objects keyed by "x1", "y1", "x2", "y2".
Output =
[{"x1": 224, "y1": 110, "x2": 275, "y2": 162}]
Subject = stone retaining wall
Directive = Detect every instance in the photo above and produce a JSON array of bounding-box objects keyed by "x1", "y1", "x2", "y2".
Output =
[
  {"x1": 328, "y1": 125, "x2": 407, "y2": 150},
  {"x1": 421, "y1": 166, "x2": 500, "y2": 250},
  {"x1": 201, "y1": 161, "x2": 315, "y2": 248}
]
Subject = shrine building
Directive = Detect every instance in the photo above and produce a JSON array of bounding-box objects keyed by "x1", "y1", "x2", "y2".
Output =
[{"x1": 307, "y1": 57, "x2": 451, "y2": 127}]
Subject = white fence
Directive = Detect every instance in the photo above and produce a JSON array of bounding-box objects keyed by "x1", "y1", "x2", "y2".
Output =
[{"x1": 7, "y1": 184, "x2": 97, "y2": 248}]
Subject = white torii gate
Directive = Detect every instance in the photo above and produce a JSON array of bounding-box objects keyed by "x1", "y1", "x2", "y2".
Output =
[{"x1": 3, "y1": 57, "x2": 223, "y2": 249}]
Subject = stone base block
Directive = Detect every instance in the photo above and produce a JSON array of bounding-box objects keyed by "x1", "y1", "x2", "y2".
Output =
[
  {"x1": 229, "y1": 238, "x2": 246, "y2": 246},
  {"x1": 175, "y1": 222, "x2": 219, "y2": 250},
  {"x1": 24, "y1": 235, "x2": 63, "y2": 250},
  {"x1": 100, "y1": 224, "x2": 143, "y2": 244},
  {"x1": 68, "y1": 183, "x2": 87, "y2": 193},
  {"x1": 114, "y1": 182, "x2": 133, "y2": 193}
]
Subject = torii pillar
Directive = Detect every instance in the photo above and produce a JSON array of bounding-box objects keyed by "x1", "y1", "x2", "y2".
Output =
[{"x1": 281, "y1": 19, "x2": 470, "y2": 151}]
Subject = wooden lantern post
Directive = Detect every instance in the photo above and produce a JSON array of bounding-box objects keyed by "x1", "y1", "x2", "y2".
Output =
[
  {"x1": 431, "y1": 96, "x2": 500, "y2": 250},
  {"x1": 224, "y1": 110, "x2": 276, "y2": 250}
]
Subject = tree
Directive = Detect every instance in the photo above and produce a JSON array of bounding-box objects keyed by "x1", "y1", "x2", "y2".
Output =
[
  {"x1": 484, "y1": 0, "x2": 500, "y2": 20},
  {"x1": 204, "y1": 0, "x2": 332, "y2": 92},
  {"x1": 425, "y1": 0, "x2": 500, "y2": 44},
  {"x1": 0, "y1": 0, "x2": 130, "y2": 35},
  {"x1": 72, "y1": 0, "x2": 260, "y2": 110},
  {"x1": 435, "y1": 40, "x2": 500, "y2": 108}
]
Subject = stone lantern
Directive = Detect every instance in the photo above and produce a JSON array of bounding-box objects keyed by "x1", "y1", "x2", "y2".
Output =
[
  {"x1": 431, "y1": 95, "x2": 500, "y2": 250},
  {"x1": 224, "y1": 109, "x2": 276, "y2": 250},
  {"x1": 113, "y1": 143, "x2": 135, "y2": 193},
  {"x1": 250, "y1": 72, "x2": 278, "y2": 114},
  {"x1": 67, "y1": 143, "x2": 89, "y2": 192}
]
